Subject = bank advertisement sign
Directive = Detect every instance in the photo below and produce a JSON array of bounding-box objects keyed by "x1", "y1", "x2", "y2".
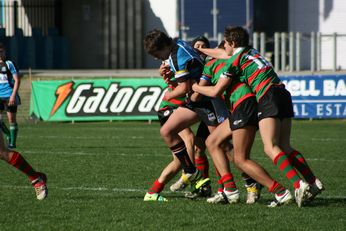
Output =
[
  {"x1": 30, "y1": 75, "x2": 346, "y2": 121},
  {"x1": 30, "y1": 78, "x2": 167, "y2": 121},
  {"x1": 281, "y1": 75, "x2": 346, "y2": 119}
]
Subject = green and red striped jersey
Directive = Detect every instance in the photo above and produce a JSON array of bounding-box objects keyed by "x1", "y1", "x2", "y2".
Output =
[
  {"x1": 159, "y1": 84, "x2": 186, "y2": 110},
  {"x1": 223, "y1": 47, "x2": 281, "y2": 101},
  {"x1": 201, "y1": 58, "x2": 255, "y2": 112}
]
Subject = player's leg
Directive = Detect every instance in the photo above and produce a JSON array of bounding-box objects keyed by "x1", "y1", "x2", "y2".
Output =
[
  {"x1": 280, "y1": 118, "x2": 324, "y2": 201},
  {"x1": 0, "y1": 102, "x2": 10, "y2": 141},
  {"x1": 0, "y1": 132, "x2": 47, "y2": 200},
  {"x1": 194, "y1": 122, "x2": 209, "y2": 179},
  {"x1": 144, "y1": 156, "x2": 181, "y2": 202},
  {"x1": 145, "y1": 107, "x2": 193, "y2": 201},
  {"x1": 258, "y1": 117, "x2": 308, "y2": 207},
  {"x1": 205, "y1": 119, "x2": 239, "y2": 204},
  {"x1": 170, "y1": 128, "x2": 196, "y2": 192},
  {"x1": 0, "y1": 113, "x2": 10, "y2": 139},
  {"x1": 232, "y1": 126, "x2": 291, "y2": 206},
  {"x1": 160, "y1": 107, "x2": 203, "y2": 183},
  {"x1": 7, "y1": 108, "x2": 18, "y2": 149}
]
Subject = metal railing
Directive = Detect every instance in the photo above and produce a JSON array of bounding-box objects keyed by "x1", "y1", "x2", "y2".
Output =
[
  {"x1": 0, "y1": 0, "x2": 56, "y2": 36},
  {"x1": 254, "y1": 32, "x2": 346, "y2": 72},
  {"x1": 184, "y1": 31, "x2": 346, "y2": 72}
]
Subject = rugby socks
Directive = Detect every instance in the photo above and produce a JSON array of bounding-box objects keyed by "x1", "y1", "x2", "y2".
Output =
[
  {"x1": 221, "y1": 173, "x2": 237, "y2": 192},
  {"x1": 8, "y1": 151, "x2": 39, "y2": 181},
  {"x1": 170, "y1": 141, "x2": 196, "y2": 174},
  {"x1": 195, "y1": 155, "x2": 209, "y2": 178},
  {"x1": 274, "y1": 152, "x2": 301, "y2": 189},
  {"x1": 148, "y1": 179, "x2": 164, "y2": 194},
  {"x1": 241, "y1": 172, "x2": 257, "y2": 186},
  {"x1": 9, "y1": 123, "x2": 18, "y2": 147},
  {"x1": 217, "y1": 178, "x2": 224, "y2": 193},
  {"x1": 269, "y1": 180, "x2": 287, "y2": 195},
  {"x1": 215, "y1": 169, "x2": 223, "y2": 193},
  {"x1": 288, "y1": 150, "x2": 316, "y2": 184},
  {"x1": 0, "y1": 121, "x2": 10, "y2": 138}
]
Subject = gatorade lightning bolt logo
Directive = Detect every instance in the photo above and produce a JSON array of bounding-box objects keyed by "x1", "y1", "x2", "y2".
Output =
[{"x1": 50, "y1": 82, "x2": 74, "y2": 116}]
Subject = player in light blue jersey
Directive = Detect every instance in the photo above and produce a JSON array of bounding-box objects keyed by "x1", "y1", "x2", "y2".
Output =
[{"x1": 0, "y1": 43, "x2": 20, "y2": 148}]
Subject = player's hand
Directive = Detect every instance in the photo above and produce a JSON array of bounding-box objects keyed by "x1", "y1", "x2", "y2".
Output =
[
  {"x1": 163, "y1": 91, "x2": 172, "y2": 100},
  {"x1": 159, "y1": 63, "x2": 171, "y2": 76},
  {"x1": 8, "y1": 96, "x2": 15, "y2": 106},
  {"x1": 192, "y1": 82, "x2": 198, "y2": 92}
]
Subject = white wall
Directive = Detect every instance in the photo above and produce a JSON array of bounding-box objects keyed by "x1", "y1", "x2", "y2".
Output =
[
  {"x1": 148, "y1": 0, "x2": 179, "y2": 37},
  {"x1": 289, "y1": 0, "x2": 346, "y2": 70}
]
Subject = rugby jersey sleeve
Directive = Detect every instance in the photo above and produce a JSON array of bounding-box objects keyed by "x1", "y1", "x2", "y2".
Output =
[{"x1": 5, "y1": 60, "x2": 18, "y2": 75}]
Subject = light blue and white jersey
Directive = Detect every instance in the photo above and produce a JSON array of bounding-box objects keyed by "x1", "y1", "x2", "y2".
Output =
[
  {"x1": 0, "y1": 60, "x2": 18, "y2": 98},
  {"x1": 168, "y1": 39, "x2": 204, "y2": 82}
]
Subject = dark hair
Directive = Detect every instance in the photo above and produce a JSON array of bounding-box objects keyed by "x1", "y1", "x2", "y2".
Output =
[
  {"x1": 224, "y1": 26, "x2": 249, "y2": 47},
  {"x1": 191, "y1": 36, "x2": 210, "y2": 48},
  {"x1": 217, "y1": 41, "x2": 225, "y2": 49},
  {"x1": 0, "y1": 42, "x2": 5, "y2": 50},
  {"x1": 143, "y1": 29, "x2": 173, "y2": 54},
  {"x1": 0, "y1": 43, "x2": 6, "y2": 60}
]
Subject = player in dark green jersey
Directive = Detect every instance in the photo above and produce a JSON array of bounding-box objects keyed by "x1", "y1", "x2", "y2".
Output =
[
  {"x1": 219, "y1": 26, "x2": 323, "y2": 206},
  {"x1": 193, "y1": 45, "x2": 292, "y2": 206}
]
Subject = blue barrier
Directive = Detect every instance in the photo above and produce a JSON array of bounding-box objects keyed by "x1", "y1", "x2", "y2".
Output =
[
  {"x1": 0, "y1": 28, "x2": 69, "y2": 69},
  {"x1": 281, "y1": 75, "x2": 346, "y2": 119}
]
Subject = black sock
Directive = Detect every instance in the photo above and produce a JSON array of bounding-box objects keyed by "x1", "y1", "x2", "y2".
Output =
[{"x1": 170, "y1": 141, "x2": 196, "y2": 174}]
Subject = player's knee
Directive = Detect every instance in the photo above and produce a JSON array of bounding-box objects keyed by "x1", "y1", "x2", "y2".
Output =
[
  {"x1": 205, "y1": 136, "x2": 217, "y2": 151},
  {"x1": 233, "y1": 154, "x2": 246, "y2": 167},
  {"x1": 160, "y1": 126, "x2": 170, "y2": 138}
]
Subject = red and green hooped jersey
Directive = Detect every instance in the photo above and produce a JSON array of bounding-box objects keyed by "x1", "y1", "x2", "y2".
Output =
[
  {"x1": 201, "y1": 58, "x2": 255, "y2": 112},
  {"x1": 223, "y1": 47, "x2": 281, "y2": 101},
  {"x1": 159, "y1": 84, "x2": 186, "y2": 110}
]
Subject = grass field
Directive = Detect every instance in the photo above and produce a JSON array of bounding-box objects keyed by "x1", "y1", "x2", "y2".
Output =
[{"x1": 0, "y1": 120, "x2": 345, "y2": 230}]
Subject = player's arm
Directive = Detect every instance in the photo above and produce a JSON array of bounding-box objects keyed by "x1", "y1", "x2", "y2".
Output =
[
  {"x1": 192, "y1": 76, "x2": 230, "y2": 98},
  {"x1": 190, "y1": 77, "x2": 210, "y2": 102},
  {"x1": 197, "y1": 47, "x2": 230, "y2": 59},
  {"x1": 8, "y1": 62, "x2": 20, "y2": 106},
  {"x1": 164, "y1": 78, "x2": 190, "y2": 100}
]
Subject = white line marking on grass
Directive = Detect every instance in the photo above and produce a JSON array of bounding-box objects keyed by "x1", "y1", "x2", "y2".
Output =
[
  {"x1": 20, "y1": 135, "x2": 146, "y2": 140},
  {"x1": 24, "y1": 150, "x2": 169, "y2": 157},
  {"x1": 0, "y1": 185, "x2": 146, "y2": 193},
  {"x1": 1, "y1": 185, "x2": 346, "y2": 200}
]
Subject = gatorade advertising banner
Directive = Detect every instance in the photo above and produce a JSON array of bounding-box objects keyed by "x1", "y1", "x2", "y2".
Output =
[
  {"x1": 30, "y1": 78, "x2": 168, "y2": 121},
  {"x1": 30, "y1": 75, "x2": 346, "y2": 121}
]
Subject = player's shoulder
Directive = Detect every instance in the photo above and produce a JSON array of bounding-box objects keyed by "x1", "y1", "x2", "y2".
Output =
[
  {"x1": 5, "y1": 60, "x2": 16, "y2": 68},
  {"x1": 5, "y1": 60, "x2": 18, "y2": 74}
]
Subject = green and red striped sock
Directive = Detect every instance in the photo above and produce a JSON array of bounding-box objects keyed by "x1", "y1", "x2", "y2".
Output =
[
  {"x1": 269, "y1": 180, "x2": 286, "y2": 195},
  {"x1": 195, "y1": 156, "x2": 209, "y2": 178},
  {"x1": 8, "y1": 151, "x2": 39, "y2": 182},
  {"x1": 288, "y1": 150, "x2": 316, "y2": 184},
  {"x1": 217, "y1": 178, "x2": 224, "y2": 193},
  {"x1": 221, "y1": 173, "x2": 237, "y2": 192},
  {"x1": 274, "y1": 152, "x2": 302, "y2": 189}
]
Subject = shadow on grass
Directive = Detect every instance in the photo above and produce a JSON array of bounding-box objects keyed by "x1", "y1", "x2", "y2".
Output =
[{"x1": 304, "y1": 197, "x2": 346, "y2": 207}]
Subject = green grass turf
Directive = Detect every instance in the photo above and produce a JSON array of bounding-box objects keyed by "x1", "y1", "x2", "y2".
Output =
[{"x1": 0, "y1": 120, "x2": 345, "y2": 230}]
